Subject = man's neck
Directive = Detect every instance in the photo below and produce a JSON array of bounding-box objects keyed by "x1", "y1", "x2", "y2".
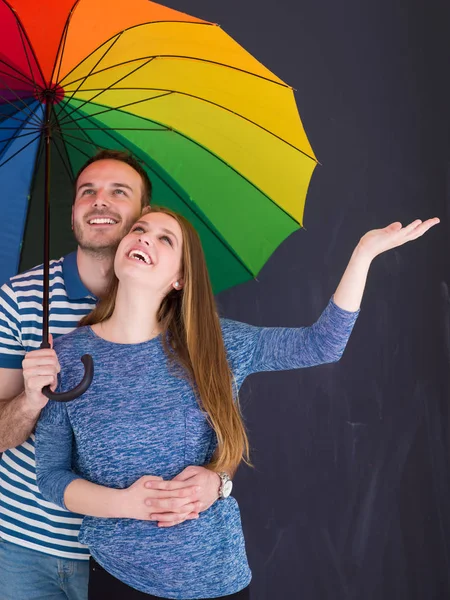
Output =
[{"x1": 76, "y1": 247, "x2": 114, "y2": 298}]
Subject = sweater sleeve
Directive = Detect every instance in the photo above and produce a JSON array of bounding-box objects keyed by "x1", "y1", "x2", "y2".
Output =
[
  {"x1": 224, "y1": 297, "x2": 359, "y2": 379},
  {"x1": 35, "y1": 399, "x2": 82, "y2": 510}
]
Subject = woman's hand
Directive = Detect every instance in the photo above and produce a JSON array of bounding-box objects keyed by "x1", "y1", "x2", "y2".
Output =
[
  {"x1": 356, "y1": 218, "x2": 440, "y2": 263},
  {"x1": 63, "y1": 474, "x2": 205, "y2": 522},
  {"x1": 22, "y1": 335, "x2": 60, "y2": 410},
  {"x1": 333, "y1": 217, "x2": 440, "y2": 313},
  {"x1": 119, "y1": 475, "x2": 202, "y2": 524}
]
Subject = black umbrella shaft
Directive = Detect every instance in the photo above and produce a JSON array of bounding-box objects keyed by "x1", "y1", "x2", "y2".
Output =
[
  {"x1": 39, "y1": 93, "x2": 95, "y2": 401},
  {"x1": 41, "y1": 99, "x2": 52, "y2": 349}
]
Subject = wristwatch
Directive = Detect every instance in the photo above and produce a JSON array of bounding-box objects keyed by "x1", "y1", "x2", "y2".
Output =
[{"x1": 218, "y1": 472, "x2": 233, "y2": 499}]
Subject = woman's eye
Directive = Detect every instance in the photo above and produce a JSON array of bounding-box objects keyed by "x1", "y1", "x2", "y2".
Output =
[
  {"x1": 132, "y1": 226, "x2": 144, "y2": 233},
  {"x1": 161, "y1": 235, "x2": 173, "y2": 246}
]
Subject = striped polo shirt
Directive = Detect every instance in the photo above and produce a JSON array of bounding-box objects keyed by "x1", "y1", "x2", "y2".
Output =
[{"x1": 0, "y1": 252, "x2": 97, "y2": 559}]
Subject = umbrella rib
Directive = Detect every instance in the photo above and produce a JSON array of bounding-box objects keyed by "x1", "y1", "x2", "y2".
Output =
[
  {"x1": 57, "y1": 98, "x2": 307, "y2": 227},
  {"x1": 62, "y1": 55, "x2": 289, "y2": 92},
  {"x1": 0, "y1": 91, "x2": 41, "y2": 128},
  {"x1": 58, "y1": 112, "x2": 257, "y2": 279},
  {"x1": 56, "y1": 91, "x2": 173, "y2": 128},
  {"x1": 51, "y1": 104, "x2": 86, "y2": 181},
  {"x1": 0, "y1": 63, "x2": 36, "y2": 89},
  {"x1": 0, "y1": 109, "x2": 40, "y2": 127},
  {"x1": 58, "y1": 21, "x2": 214, "y2": 86},
  {"x1": 0, "y1": 130, "x2": 40, "y2": 147},
  {"x1": 0, "y1": 94, "x2": 27, "y2": 119},
  {"x1": 17, "y1": 136, "x2": 44, "y2": 270},
  {"x1": 0, "y1": 78, "x2": 41, "y2": 126},
  {"x1": 52, "y1": 14, "x2": 70, "y2": 87},
  {"x1": 51, "y1": 131, "x2": 77, "y2": 184},
  {"x1": 47, "y1": 106, "x2": 81, "y2": 180},
  {"x1": 0, "y1": 102, "x2": 41, "y2": 164},
  {"x1": 54, "y1": 102, "x2": 102, "y2": 153},
  {"x1": 58, "y1": 135, "x2": 93, "y2": 162},
  {"x1": 51, "y1": 0, "x2": 81, "y2": 86},
  {"x1": 59, "y1": 32, "x2": 124, "y2": 113},
  {"x1": 164, "y1": 123, "x2": 305, "y2": 228},
  {"x1": 17, "y1": 140, "x2": 44, "y2": 275},
  {"x1": 60, "y1": 127, "x2": 169, "y2": 131},
  {"x1": 0, "y1": 58, "x2": 35, "y2": 88},
  {"x1": 58, "y1": 87, "x2": 315, "y2": 160},
  {"x1": 55, "y1": 128, "x2": 109, "y2": 149},
  {"x1": 16, "y1": 18, "x2": 40, "y2": 96},
  {"x1": 58, "y1": 57, "x2": 156, "y2": 123},
  {"x1": 0, "y1": 133, "x2": 40, "y2": 168},
  {"x1": 2, "y1": 0, "x2": 46, "y2": 85}
]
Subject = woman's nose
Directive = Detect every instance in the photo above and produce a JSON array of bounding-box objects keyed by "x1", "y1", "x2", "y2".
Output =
[{"x1": 138, "y1": 236, "x2": 153, "y2": 247}]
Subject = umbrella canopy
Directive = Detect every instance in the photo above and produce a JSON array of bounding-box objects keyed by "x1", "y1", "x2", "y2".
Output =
[{"x1": 0, "y1": 0, "x2": 317, "y2": 293}]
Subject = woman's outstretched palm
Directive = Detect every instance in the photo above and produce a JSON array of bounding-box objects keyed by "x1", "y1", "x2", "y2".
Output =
[{"x1": 358, "y1": 218, "x2": 440, "y2": 260}]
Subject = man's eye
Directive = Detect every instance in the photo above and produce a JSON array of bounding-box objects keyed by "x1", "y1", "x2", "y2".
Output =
[
  {"x1": 113, "y1": 189, "x2": 126, "y2": 195},
  {"x1": 82, "y1": 189, "x2": 94, "y2": 195}
]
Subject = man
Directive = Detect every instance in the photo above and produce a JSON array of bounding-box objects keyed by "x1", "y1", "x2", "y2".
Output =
[{"x1": 0, "y1": 149, "x2": 224, "y2": 600}]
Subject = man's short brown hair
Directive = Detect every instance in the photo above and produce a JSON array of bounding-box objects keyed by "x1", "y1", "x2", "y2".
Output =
[{"x1": 74, "y1": 149, "x2": 152, "y2": 208}]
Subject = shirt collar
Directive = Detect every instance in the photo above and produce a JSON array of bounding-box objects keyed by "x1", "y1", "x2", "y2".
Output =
[{"x1": 62, "y1": 251, "x2": 97, "y2": 301}]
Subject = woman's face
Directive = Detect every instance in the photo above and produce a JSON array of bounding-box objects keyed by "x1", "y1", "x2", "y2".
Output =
[{"x1": 115, "y1": 211, "x2": 184, "y2": 294}]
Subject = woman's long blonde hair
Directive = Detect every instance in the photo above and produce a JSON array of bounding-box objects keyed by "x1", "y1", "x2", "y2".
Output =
[{"x1": 80, "y1": 205, "x2": 250, "y2": 473}]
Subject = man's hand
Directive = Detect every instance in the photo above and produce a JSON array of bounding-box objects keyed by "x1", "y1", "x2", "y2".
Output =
[
  {"x1": 144, "y1": 466, "x2": 221, "y2": 528},
  {"x1": 0, "y1": 337, "x2": 62, "y2": 452},
  {"x1": 22, "y1": 336, "x2": 60, "y2": 410}
]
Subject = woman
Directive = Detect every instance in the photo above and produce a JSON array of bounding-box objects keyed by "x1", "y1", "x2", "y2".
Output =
[{"x1": 34, "y1": 206, "x2": 438, "y2": 599}]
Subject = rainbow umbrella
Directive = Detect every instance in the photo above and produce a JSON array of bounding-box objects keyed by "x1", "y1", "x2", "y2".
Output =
[
  {"x1": 0, "y1": 0, "x2": 317, "y2": 398},
  {"x1": 1, "y1": 0, "x2": 317, "y2": 292}
]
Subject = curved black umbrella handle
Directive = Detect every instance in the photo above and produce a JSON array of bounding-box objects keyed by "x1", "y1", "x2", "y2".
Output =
[{"x1": 42, "y1": 354, "x2": 94, "y2": 403}]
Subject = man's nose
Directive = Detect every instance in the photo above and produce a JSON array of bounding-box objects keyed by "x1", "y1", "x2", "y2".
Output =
[{"x1": 92, "y1": 189, "x2": 109, "y2": 207}]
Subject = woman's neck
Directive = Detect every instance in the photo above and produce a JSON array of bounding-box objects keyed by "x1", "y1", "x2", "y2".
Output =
[{"x1": 93, "y1": 283, "x2": 163, "y2": 344}]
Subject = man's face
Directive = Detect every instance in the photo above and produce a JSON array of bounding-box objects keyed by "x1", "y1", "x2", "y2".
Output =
[{"x1": 72, "y1": 159, "x2": 144, "y2": 257}]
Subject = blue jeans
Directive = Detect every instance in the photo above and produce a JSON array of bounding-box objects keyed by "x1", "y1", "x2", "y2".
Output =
[{"x1": 0, "y1": 537, "x2": 89, "y2": 600}]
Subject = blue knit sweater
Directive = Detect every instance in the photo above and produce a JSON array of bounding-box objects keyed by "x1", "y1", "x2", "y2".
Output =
[{"x1": 35, "y1": 298, "x2": 358, "y2": 599}]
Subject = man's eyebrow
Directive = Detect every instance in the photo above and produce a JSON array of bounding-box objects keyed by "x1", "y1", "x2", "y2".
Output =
[
  {"x1": 111, "y1": 183, "x2": 133, "y2": 191},
  {"x1": 77, "y1": 182, "x2": 133, "y2": 191},
  {"x1": 77, "y1": 182, "x2": 93, "y2": 191}
]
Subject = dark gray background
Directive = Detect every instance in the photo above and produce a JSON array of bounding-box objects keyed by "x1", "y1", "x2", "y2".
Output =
[{"x1": 160, "y1": 1, "x2": 450, "y2": 599}]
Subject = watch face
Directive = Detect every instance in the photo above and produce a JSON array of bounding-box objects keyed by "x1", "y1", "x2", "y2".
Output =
[{"x1": 222, "y1": 480, "x2": 233, "y2": 498}]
